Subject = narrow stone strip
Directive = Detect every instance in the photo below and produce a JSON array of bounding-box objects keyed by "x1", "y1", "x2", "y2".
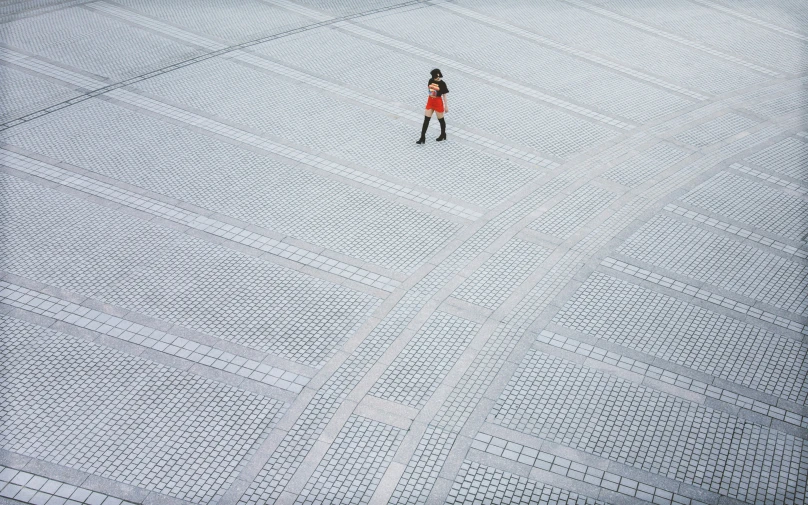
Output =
[
  {"x1": 664, "y1": 203, "x2": 808, "y2": 259},
  {"x1": 0, "y1": 148, "x2": 399, "y2": 292},
  {"x1": 105, "y1": 89, "x2": 481, "y2": 221},
  {"x1": 470, "y1": 433, "x2": 709, "y2": 505},
  {"x1": 0, "y1": 47, "x2": 106, "y2": 90},
  {"x1": 267, "y1": 0, "x2": 634, "y2": 130},
  {"x1": 438, "y1": 2, "x2": 709, "y2": 100},
  {"x1": 0, "y1": 465, "x2": 137, "y2": 505},
  {"x1": 600, "y1": 257, "x2": 808, "y2": 336},
  {"x1": 731, "y1": 162, "x2": 808, "y2": 197},
  {"x1": 87, "y1": 1, "x2": 229, "y2": 50},
  {"x1": 689, "y1": 0, "x2": 808, "y2": 42},
  {"x1": 537, "y1": 329, "x2": 807, "y2": 429},
  {"x1": 0, "y1": 280, "x2": 309, "y2": 393},
  {"x1": 561, "y1": 0, "x2": 782, "y2": 77}
]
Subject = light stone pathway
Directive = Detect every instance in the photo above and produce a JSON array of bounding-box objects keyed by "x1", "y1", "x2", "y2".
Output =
[{"x1": 1, "y1": 1, "x2": 806, "y2": 505}]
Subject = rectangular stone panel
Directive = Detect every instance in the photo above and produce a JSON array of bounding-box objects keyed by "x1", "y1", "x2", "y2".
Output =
[
  {"x1": 1, "y1": 100, "x2": 460, "y2": 274},
  {"x1": 618, "y1": 214, "x2": 808, "y2": 315},
  {"x1": 369, "y1": 311, "x2": 480, "y2": 408},
  {"x1": 1, "y1": 315, "x2": 286, "y2": 504},
  {"x1": 492, "y1": 350, "x2": 806, "y2": 505},
  {"x1": 681, "y1": 171, "x2": 808, "y2": 242},
  {"x1": 553, "y1": 272, "x2": 808, "y2": 404}
]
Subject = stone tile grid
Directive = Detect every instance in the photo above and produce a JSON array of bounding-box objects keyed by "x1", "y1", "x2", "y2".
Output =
[
  {"x1": 389, "y1": 425, "x2": 457, "y2": 505},
  {"x1": 447, "y1": 460, "x2": 607, "y2": 505},
  {"x1": 369, "y1": 311, "x2": 480, "y2": 409},
  {"x1": 574, "y1": 0, "x2": 804, "y2": 75},
  {"x1": 0, "y1": 280, "x2": 70, "y2": 317},
  {"x1": 602, "y1": 142, "x2": 690, "y2": 187},
  {"x1": 490, "y1": 351, "x2": 806, "y2": 505},
  {"x1": 744, "y1": 88, "x2": 808, "y2": 118},
  {"x1": 537, "y1": 330, "x2": 807, "y2": 429},
  {"x1": 0, "y1": 465, "x2": 137, "y2": 505},
  {"x1": 680, "y1": 169, "x2": 807, "y2": 243},
  {"x1": 601, "y1": 257, "x2": 808, "y2": 336},
  {"x1": 0, "y1": 279, "x2": 308, "y2": 392},
  {"x1": 391, "y1": 253, "x2": 585, "y2": 502},
  {"x1": 294, "y1": 415, "x2": 405, "y2": 505},
  {"x1": 71, "y1": 3, "x2": 560, "y2": 173},
  {"x1": 0, "y1": 148, "x2": 398, "y2": 292},
  {"x1": 689, "y1": 0, "x2": 808, "y2": 42},
  {"x1": 0, "y1": 65, "x2": 83, "y2": 124},
  {"x1": 664, "y1": 203, "x2": 808, "y2": 260},
  {"x1": 731, "y1": 162, "x2": 808, "y2": 196},
  {"x1": 744, "y1": 136, "x2": 808, "y2": 182},
  {"x1": 571, "y1": 197, "x2": 652, "y2": 257},
  {"x1": 88, "y1": 2, "x2": 229, "y2": 51},
  {"x1": 672, "y1": 113, "x2": 759, "y2": 148},
  {"x1": 361, "y1": 6, "x2": 696, "y2": 125},
  {"x1": 238, "y1": 294, "x2": 426, "y2": 504},
  {"x1": 643, "y1": 120, "x2": 801, "y2": 203},
  {"x1": 470, "y1": 434, "x2": 706, "y2": 505},
  {"x1": 439, "y1": 2, "x2": 708, "y2": 101},
  {"x1": 2, "y1": 6, "x2": 208, "y2": 81},
  {"x1": 530, "y1": 184, "x2": 616, "y2": 239},
  {"x1": 256, "y1": 27, "x2": 618, "y2": 160},
  {"x1": 617, "y1": 214, "x2": 808, "y2": 315},
  {"x1": 226, "y1": 52, "x2": 558, "y2": 170},
  {"x1": 557, "y1": 268, "x2": 808, "y2": 406},
  {"x1": 2, "y1": 315, "x2": 286, "y2": 505},
  {"x1": 0, "y1": 47, "x2": 107, "y2": 90},
  {"x1": 562, "y1": 0, "x2": 781, "y2": 77},
  {"x1": 105, "y1": 88, "x2": 482, "y2": 221},
  {"x1": 329, "y1": 22, "x2": 635, "y2": 130},
  {"x1": 3, "y1": 171, "x2": 383, "y2": 368},
  {"x1": 452, "y1": 238, "x2": 551, "y2": 310}
]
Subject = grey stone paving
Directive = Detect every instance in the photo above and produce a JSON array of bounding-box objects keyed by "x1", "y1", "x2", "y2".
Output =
[{"x1": 1, "y1": 1, "x2": 806, "y2": 505}]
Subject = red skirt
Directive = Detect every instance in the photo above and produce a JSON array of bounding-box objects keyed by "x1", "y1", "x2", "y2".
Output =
[{"x1": 425, "y1": 96, "x2": 444, "y2": 113}]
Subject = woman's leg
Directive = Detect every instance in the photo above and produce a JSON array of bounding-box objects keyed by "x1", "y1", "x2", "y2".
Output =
[
  {"x1": 417, "y1": 109, "x2": 434, "y2": 144},
  {"x1": 435, "y1": 112, "x2": 446, "y2": 141}
]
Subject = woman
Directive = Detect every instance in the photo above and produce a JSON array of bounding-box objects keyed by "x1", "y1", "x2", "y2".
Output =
[{"x1": 416, "y1": 68, "x2": 449, "y2": 144}]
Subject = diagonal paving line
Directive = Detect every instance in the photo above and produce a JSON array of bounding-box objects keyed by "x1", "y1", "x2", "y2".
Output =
[
  {"x1": 0, "y1": 148, "x2": 400, "y2": 292},
  {"x1": 0, "y1": 279, "x2": 309, "y2": 395},
  {"x1": 86, "y1": 0, "x2": 560, "y2": 169},
  {"x1": 0, "y1": 0, "x2": 430, "y2": 131},
  {"x1": 689, "y1": 0, "x2": 808, "y2": 42},
  {"x1": 0, "y1": 46, "x2": 484, "y2": 222},
  {"x1": 437, "y1": 2, "x2": 709, "y2": 101},
  {"x1": 561, "y1": 0, "x2": 783, "y2": 77},
  {"x1": 267, "y1": 0, "x2": 636, "y2": 131}
]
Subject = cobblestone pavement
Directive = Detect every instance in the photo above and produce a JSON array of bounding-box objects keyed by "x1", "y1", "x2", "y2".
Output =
[{"x1": 1, "y1": 1, "x2": 806, "y2": 504}]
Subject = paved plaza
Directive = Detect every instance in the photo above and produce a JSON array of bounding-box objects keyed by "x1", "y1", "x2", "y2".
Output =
[{"x1": 1, "y1": 0, "x2": 807, "y2": 504}]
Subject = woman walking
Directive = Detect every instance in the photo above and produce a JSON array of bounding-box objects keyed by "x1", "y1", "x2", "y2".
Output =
[{"x1": 416, "y1": 68, "x2": 449, "y2": 144}]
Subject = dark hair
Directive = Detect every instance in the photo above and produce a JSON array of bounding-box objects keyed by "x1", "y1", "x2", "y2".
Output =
[{"x1": 430, "y1": 68, "x2": 442, "y2": 79}]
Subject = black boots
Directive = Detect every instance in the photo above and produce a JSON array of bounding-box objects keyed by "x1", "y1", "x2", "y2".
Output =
[
  {"x1": 436, "y1": 118, "x2": 446, "y2": 141},
  {"x1": 416, "y1": 116, "x2": 430, "y2": 144},
  {"x1": 416, "y1": 116, "x2": 447, "y2": 143}
]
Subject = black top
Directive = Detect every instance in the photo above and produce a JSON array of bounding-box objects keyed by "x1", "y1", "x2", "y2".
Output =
[{"x1": 428, "y1": 78, "x2": 449, "y2": 98}]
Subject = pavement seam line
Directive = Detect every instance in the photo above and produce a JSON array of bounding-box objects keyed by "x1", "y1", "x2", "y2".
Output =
[
  {"x1": 0, "y1": 280, "x2": 309, "y2": 394},
  {"x1": 0, "y1": 148, "x2": 399, "y2": 292},
  {"x1": 437, "y1": 2, "x2": 709, "y2": 101}
]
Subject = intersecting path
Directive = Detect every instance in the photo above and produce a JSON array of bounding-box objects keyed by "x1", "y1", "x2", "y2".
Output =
[{"x1": 1, "y1": 1, "x2": 806, "y2": 505}]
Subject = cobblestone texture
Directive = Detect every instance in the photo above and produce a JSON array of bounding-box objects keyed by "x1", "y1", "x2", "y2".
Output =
[
  {"x1": 2, "y1": 1, "x2": 805, "y2": 504},
  {"x1": 492, "y1": 351, "x2": 807, "y2": 505},
  {"x1": 2, "y1": 315, "x2": 285, "y2": 504},
  {"x1": 553, "y1": 272, "x2": 808, "y2": 404},
  {"x1": 617, "y1": 214, "x2": 808, "y2": 315}
]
